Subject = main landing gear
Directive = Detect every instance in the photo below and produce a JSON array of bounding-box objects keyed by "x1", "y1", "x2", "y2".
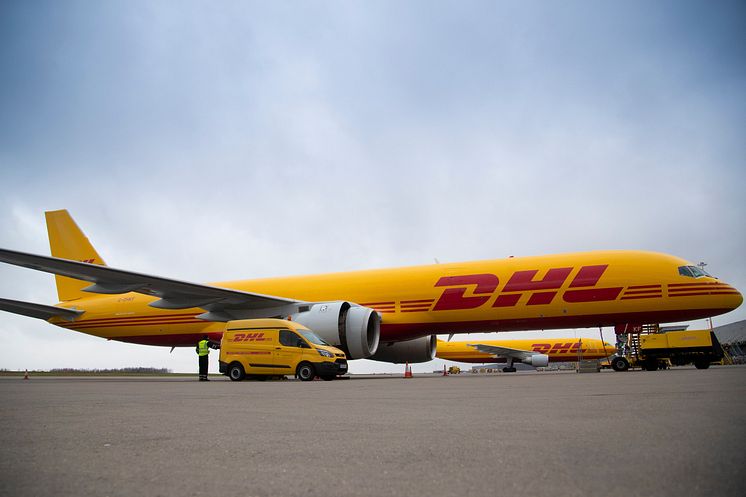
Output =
[{"x1": 502, "y1": 357, "x2": 517, "y2": 373}]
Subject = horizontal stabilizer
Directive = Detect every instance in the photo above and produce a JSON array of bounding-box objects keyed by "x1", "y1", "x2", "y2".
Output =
[{"x1": 0, "y1": 298, "x2": 84, "y2": 322}]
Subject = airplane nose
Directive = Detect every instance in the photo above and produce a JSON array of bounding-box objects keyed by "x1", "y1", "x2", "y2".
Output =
[{"x1": 722, "y1": 284, "x2": 743, "y2": 311}]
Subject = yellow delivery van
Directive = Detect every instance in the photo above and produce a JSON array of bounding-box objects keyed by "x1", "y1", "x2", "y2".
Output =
[{"x1": 218, "y1": 318, "x2": 348, "y2": 381}]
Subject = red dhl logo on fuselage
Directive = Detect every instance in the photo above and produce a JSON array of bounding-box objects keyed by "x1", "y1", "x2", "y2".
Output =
[
  {"x1": 433, "y1": 264, "x2": 623, "y2": 311},
  {"x1": 231, "y1": 332, "x2": 270, "y2": 342},
  {"x1": 531, "y1": 342, "x2": 588, "y2": 354}
]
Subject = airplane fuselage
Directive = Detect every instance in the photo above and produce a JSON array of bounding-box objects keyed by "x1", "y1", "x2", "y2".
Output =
[{"x1": 52, "y1": 250, "x2": 743, "y2": 347}]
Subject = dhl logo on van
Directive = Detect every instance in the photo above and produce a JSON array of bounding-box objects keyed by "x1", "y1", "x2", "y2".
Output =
[
  {"x1": 231, "y1": 332, "x2": 270, "y2": 342},
  {"x1": 530, "y1": 342, "x2": 587, "y2": 354},
  {"x1": 433, "y1": 265, "x2": 624, "y2": 311}
]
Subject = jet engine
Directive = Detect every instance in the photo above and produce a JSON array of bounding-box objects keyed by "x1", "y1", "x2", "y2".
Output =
[
  {"x1": 368, "y1": 335, "x2": 437, "y2": 363},
  {"x1": 521, "y1": 354, "x2": 549, "y2": 367},
  {"x1": 290, "y1": 301, "x2": 380, "y2": 359}
]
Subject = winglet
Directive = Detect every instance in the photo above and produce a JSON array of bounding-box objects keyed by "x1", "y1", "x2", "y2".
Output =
[{"x1": 45, "y1": 210, "x2": 106, "y2": 302}]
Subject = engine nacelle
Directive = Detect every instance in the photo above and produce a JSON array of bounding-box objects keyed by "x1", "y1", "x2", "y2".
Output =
[
  {"x1": 521, "y1": 354, "x2": 549, "y2": 367},
  {"x1": 290, "y1": 302, "x2": 380, "y2": 359},
  {"x1": 368, "y1": 336, "x2": 437, "y2": 364}
]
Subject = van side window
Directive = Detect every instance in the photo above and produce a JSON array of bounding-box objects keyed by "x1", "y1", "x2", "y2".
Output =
[{"x1": 280, "y1": 330, "x2": 306, "y2": 348}]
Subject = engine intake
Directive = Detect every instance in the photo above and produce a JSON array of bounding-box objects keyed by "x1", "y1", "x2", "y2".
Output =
[
  {"x1": 290, "y1": 302, "x2": 380, "y2": 359},
  {"x1": 522, "y1": 354, "x2": 549, "y2": 367},
  {"x1": 368, "y1": 335, "x2": 437, "y2": 363}
]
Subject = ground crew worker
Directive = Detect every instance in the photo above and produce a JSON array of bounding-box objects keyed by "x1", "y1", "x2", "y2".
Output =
[{"x1": 196, "y1": 335, "x2": 218, "y2": 381}]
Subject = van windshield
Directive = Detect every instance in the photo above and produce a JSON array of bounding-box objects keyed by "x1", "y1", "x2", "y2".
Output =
[{"x1": 299, "y1": 330, "x2": 329, "y2": 346}]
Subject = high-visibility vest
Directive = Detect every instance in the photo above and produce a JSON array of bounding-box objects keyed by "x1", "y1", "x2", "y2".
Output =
[{"x1": 198, "y1": 339, "x2": 210, "y2": 356}]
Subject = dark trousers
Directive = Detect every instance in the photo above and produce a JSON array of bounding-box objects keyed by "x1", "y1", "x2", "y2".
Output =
[{"x1": 198, "y1": 355, "x2": 208, "y2": 379}]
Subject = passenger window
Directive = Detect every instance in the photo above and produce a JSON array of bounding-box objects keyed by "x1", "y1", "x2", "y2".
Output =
[{"x1": 280, "y1": 330, "x2": 306, "y2": 348}]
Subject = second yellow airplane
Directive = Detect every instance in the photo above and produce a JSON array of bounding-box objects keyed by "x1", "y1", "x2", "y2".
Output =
[
  {"x1": 0, "y1": 210, "x2": 741, "y2": 365},
  {"x1": 436, "y1": 337, "x2": 616, "y2": 372}
]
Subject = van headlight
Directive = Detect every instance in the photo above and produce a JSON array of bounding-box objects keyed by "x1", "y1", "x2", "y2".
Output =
[{"x1": 317, "y1": 349, "x2": 334, "y2": 358}]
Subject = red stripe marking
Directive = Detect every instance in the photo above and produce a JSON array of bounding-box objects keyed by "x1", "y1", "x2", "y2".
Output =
[
  {"x1": 61, "y1": 316, "x2": 202, "y2": 327},
  {"x1": 627, "y1": 285, "x2": 662, "y2": 289},
  {"x1": 61, "y1": 313, "x2": 199, "y2": 325},
  {"x1": 669, "y1": 283, "x2": 730, "y2": 287},
  {"x1": 623, "y1": 290, "x2": 664, "y2": 295},
  {"x1": 66, "y1": 319, "x2": 202, "y2": 329},
  {"x1": 359, "y1": 302, "x2": 395, "y2": 306},
  {"x1": 670, "y1": 291, "x2": 741, "y2": 297},
  {"x1": 401, "y1": 299, "x2": 434, "y2": 304},
  {"x1": 60, "y1": 317, "x2": 203, "y2": 327},
  {"x1": 669, "y1": 287, "x2": 732, "y2": 292},
  {"x1": 620, "y1": 295, "x2": 662, "y2": 300}
]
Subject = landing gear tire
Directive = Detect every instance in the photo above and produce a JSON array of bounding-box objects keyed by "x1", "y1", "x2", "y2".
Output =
[
  {"x1": 502, "y1": 367, "x2": 517, "y2": 373},
  {"x1": 297, "y1": 363, "x2": 316, "y2": 381},
  {"x1": 228, "y1": 363, "x2": 245, "y2": 381},
  {"x1": 611, "y1": 356, "x2": 630, "y2": 372}
]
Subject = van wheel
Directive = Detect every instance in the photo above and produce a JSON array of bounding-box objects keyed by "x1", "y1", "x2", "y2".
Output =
[
  {"x1": 320, "y1": 375, "x2": 335, "y2": 381},
  {"x1": 297, "y1": 363, "x2": 315, "y2": 381},
  {"x1": 228, "y1": 363, "x2": 245, "y2": 381}
]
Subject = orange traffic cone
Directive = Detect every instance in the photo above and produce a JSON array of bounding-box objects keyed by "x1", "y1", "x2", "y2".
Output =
[
  {"x1": 404, "y1": 362, "x2": 413, "y2": 378},
  {"x1": 442, "y1": 365, "x2": 448, "y2": 376},
  {"x1": 23, "y1": 369, "x2": 29, "y2": 380}
]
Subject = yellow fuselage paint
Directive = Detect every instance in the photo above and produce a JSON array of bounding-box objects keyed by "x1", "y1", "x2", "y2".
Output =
[{"x1": 50, "y1": 250, "x2": 742, "y2": 347}]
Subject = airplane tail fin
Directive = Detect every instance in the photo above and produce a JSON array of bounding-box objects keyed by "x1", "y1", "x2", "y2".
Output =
[{"x1": 45, "y1": 210, "x2": 106, "y2": 302}]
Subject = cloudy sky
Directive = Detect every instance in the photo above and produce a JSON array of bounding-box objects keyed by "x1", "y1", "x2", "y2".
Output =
[{"x1": 1, "y1": 0, "x2": 744, "y2": 374}]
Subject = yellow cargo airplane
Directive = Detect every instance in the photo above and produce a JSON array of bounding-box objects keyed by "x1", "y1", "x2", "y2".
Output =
[
  {"x1": 0, "y1": 210, "x2": 742, "y2": 364},
  {"x1": 436, "y1": 337, "x2": 616, "y2": 372}
]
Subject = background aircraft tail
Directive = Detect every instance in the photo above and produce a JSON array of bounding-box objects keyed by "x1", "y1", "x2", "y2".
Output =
[{"x1": 45, "y1": 210, "x2": 106, "y2": 302}]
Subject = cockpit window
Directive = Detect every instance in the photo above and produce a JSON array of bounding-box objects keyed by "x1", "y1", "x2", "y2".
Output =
[
  {"x1": 678, "y1": 266, "x2": 694, "y2": 277},
  {"x1": 678, "y1": 265, "x2": 711, "y2": 278}
]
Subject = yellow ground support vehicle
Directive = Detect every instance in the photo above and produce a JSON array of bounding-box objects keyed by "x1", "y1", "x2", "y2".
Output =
[
  {"x1": 218, "y1": 319, "x2": 348, "y2": 381},
  {"x1": 611, "y1": 329, "x2": 724, "y2": 371},
  {"x1": 638, "y1": 330, "x2": 723, "y2": 371}
]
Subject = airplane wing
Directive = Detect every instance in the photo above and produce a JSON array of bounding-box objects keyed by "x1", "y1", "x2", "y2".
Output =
[
  {"x1": 0, "y1": 298, "x2": 84, "y2": 322},
  {"x1": 0, "y1": 248, "x2": 301, "y2": 321},
  {"x1": 468, "y1": 343, "x2": 537, "y2": 361}
]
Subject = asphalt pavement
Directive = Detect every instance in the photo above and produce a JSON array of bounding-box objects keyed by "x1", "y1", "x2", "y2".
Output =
[{"x1": 1, "y1": 367, "x2": 744, "y2": 497}]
